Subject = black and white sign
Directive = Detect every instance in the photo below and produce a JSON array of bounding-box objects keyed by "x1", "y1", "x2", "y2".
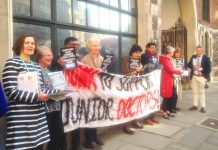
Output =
[
  {"x1": 175, "y1": 58, "x2": 184, "y2": 70},
  {"x1": 129, "y1": 58, "x2": 141, "y2": 69},
  {"x1": 61, "y1": 47, "x2": 77, "y2": 69},
  {"x1": 101, "y1": 54, "x2": 114, "y2": 70}
]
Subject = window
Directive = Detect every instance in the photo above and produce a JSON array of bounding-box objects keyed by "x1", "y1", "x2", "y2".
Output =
[
  {"x1": 14, "y1": 22, "x2": 51, "y2": 48},
  {"x1": 32, "y1": 0, "x2": 51, "y2": 20},
  {"x1": 56, "y1": 0, "x2": 72, "y2": 23},
  {"x1": 13, "y1": 0, "x2": 30, "y2": 16},
  {"x1": 12, "y1": 0, "x2": 137, "y2": 73},
  {"x1": 202, "y1": 0, "x2": 210, "y2": 22},
  {"x1": 87, "y1": 4, "x2": 99, "y2": 28},
  {"x1": 110, "y1": 0, "x2": 119, "y2": 8},
  {"x1": 73, "y1": 0, "x2": 86, "y2": 25},
  {"x1": 13, "y1": 0, "x2": 51, "y2": 20},
  {"x1": 121, "y1": 37, "x2": 136, "y2": 56}
]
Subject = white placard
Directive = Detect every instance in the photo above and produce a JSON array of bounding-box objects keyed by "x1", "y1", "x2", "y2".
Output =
[{"x1": 17, "y1": 72, "x2": 40, "y2": 93}]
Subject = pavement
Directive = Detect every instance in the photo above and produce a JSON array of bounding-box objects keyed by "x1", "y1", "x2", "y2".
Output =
[
  {"x1": 1, "y1": 82, "x2": 218, "y2": 150},
  {"x1": 99, "y1": 82, "x2": 218, "y2": 150}
]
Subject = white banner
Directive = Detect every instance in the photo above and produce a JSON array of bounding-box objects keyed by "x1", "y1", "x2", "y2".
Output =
[{"x1": 63, "y1": 65, "x2": 161, "y2": 132}]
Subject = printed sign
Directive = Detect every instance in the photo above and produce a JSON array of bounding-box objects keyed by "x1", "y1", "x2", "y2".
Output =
[
  {"x1": 101, "y1": 54, "x2": 114, "y2": 70},
  {"x1": 175, "y1": 58, "x2": 184, "y2": 70},
  {"x1": 129, "y1": 58, "x2": 141, "y2": 69},
  {"x1": 60, "y1": 47, "x2": 77, "y2": 69},
  {"x1": 17, "y1": 72, "x2": 40, "y2": 93}
]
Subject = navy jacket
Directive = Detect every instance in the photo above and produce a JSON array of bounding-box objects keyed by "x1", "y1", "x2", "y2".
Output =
[
  {"x1": 141, "y1": 52, "x2": 162, "y2": 73},
  {"x1": 187, "y1": 55, "x2": 211, "y2": 81}
]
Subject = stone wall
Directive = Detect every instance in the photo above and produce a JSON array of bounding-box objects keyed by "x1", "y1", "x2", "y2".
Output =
[
  {"x1": 196, "y1": 0, "x2": 218, "y2": 29},
  {"x1": 212, "y1": 33, "x2": 218, "y2": 78},
  {"x1": 0, "y1": 0, "x2": 13, "y2": 149}
]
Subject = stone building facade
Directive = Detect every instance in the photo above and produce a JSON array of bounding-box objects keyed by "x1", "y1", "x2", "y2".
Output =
[{"x1": 195, "y1": 0, "x2": 218, "y2": 80}]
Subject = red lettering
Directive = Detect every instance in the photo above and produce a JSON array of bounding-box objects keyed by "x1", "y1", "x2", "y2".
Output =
[
  {"x1": 64, "y1": 65, "x2": 98, "y2": 91},
  {"x1": 116, "y1": 90, "x2": 160, "y2": 120}
]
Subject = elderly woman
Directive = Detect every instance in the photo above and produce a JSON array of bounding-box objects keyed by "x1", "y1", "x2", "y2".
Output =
[
  {"x1": 159, "y1": 46, "x2": 183, "y2": 119},
  {"x1": 81, "y1": 37, "x2": 104, "y2": 149},
  {"x1": 35, "y1": 46, "x2": 65, "y2": 150},
  {"x1": 2, "y1": 34, "x2": 57, "y2": 150}
]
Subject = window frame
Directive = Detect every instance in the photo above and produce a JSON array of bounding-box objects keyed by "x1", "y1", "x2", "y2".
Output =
[
  {"x1": 202, "y1": 0, "x2": 210, "y2": 22},
  {"x1": 12, "y1": 0, "x2": 138, "y2": 73}
]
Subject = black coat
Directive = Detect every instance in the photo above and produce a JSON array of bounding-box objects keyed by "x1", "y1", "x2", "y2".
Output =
[{"x1": 187, "y1": 54, "x2": 211, "y2": 81}]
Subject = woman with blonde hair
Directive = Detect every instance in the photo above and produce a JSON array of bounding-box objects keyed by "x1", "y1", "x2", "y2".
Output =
[{"x1": 81, "y1": 37, "x2": 104, "y2": 149}]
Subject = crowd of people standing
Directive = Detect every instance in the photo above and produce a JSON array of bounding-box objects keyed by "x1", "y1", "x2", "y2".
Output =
[{"x1": 0, "y1": 33, "x2": 211, "y2": 150}]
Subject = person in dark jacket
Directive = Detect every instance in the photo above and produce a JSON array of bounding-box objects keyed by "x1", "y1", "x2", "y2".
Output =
[
  {"x1": 141, "y1": 42, "x2": 161, "y2": 125},
  {"x1": 187, "y1": 46, "x2": 211, "y2": 113}
]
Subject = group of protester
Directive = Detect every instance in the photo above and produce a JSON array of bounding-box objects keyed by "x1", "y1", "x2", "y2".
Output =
[{"x1": 0, "y1": 33, "x2": 211, "y2": 150}]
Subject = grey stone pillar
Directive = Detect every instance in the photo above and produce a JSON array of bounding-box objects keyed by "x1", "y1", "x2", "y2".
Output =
[{"x1": 0, "y1": 0, "x2": 13, "y2": 149}]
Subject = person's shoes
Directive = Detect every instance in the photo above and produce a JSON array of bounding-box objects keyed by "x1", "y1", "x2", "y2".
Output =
[
  {"x1": 150, "y1": 117, "x2": 160, "y2": 124},
  {"x1": 175, "y1": 107, "x2": 180, "y2": 111},
  {"x1": 171, "y1": 109, "x2": 177, "y2": 113},
  {"x1": 144, "y1": 119, "x2": 154, "y2": 125},
  {"x1": 189, "y1": 106, "x2": 198, "y2": 111},
  {"x1": 123, "y1": 126, "x2": 135, "y2": 135},
  {"x1": 94, "y1": 136, "x2": 104, "y2": 145},
  {"x1": 200, "y1": 107, "x2": 206, "y2": 113},
  {"x1": 84, "y1": 142, "x2": 102, "y2": 149},
  {"x1": 168, "y1": 113, "x2": 175, "y2": 117},
  {"x1": 132, "y1": 121, "x2": 144, "y2": 129},
  {"x1": 162, "y1": 114, "x2": 170, "y2": 119}
]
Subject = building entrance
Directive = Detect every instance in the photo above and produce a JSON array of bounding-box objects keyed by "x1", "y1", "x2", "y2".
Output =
[{"x1": 161, "y1": 17, "x2": 188, "y2": 65}]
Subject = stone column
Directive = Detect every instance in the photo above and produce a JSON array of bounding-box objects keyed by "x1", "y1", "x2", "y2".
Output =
[
  {"x1": 0, "y1": 0, "x2": 13, "y2": 149},
  {"x1": 137, "y1": 0, "x2": 149, "y2": 49},
  {"x1": 0, "y1": 0, "x2": 13, "y2": 73}
]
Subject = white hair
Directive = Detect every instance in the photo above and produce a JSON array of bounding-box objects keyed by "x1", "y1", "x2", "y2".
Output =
[
  {"x1": 165, "y1": 45, "x2": 175, "y2": 53},
  {"x1": 86, "y1": 37, "x2": 100, "y2": 51}
]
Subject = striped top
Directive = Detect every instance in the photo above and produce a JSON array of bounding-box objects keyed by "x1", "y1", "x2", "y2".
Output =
[{"x1": 2, "y1": 57, "x2": 57, "y2": 150}]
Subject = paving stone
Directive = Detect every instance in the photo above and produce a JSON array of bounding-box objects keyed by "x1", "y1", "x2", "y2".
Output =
[
  {"x1": 209, "y1": 111, "x2": 218, "y2": 119},
  {"x1": 101, "y1": 127, "x2": 130, "y2": 150},
  {"x1": 173, "y1": 111, "x2": 208, "y2": 125},
  {"x1": 165, "y1": 143, "x2": 194, "y2": 150},
  {"x1": 140, "y1": 123, "x2": 182, "y2": 137},
  {"x1": 160, "y1": 118, "x2": 193, "y2": 129},
  {"x1": 101, "y1": 140, "x2": 126, "y2": 150},
  {"x1": 172, "y1": 129, "x2": 190, "y2": 141},
  {"x1": 206, "y1": 132, "x2": 218, "y2": 146},
  {"x1": 177, "y1": 126, "x2": 213, "y2": 149},
  {"x1": 122, "y1": 131, "x2": 172, "y2": 150},
  {"x1": 117, "y1": 143, "x2": 151, "y2": 150},
  {"x1": 177, "y1": 136, "x2": 204, "y2": 149},
  {"x1": 198, "y1": 143, "x2": 218, "y2": 150},
  {"x1": 183, "y1": 126, "x2": 212, "y2": 141}
]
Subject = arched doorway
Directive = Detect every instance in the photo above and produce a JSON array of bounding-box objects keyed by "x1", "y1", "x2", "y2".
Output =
[
  {"x1": 161, "y1": 18, "x2": 187, "y2": 64},
  {"x1": 161, "y1": 0, "x2": 197, "y2": 61}
]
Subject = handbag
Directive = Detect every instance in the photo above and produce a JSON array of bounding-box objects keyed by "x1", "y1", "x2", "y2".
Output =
[{"x1": 0, "y1": 82, "x2": 7, "y2": 117}]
